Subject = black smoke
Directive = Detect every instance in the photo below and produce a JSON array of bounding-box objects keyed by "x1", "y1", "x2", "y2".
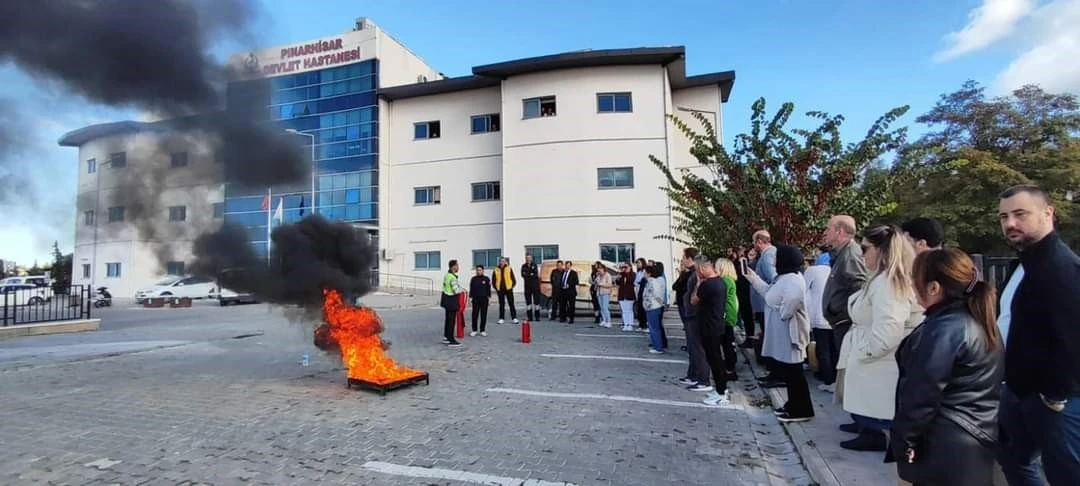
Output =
[
  {"x1": 189, "y1": 216, "x2": 376, "y2": 309},
  {"x1": 0, "y1": 0, "x2": 362, "y2": 305}
]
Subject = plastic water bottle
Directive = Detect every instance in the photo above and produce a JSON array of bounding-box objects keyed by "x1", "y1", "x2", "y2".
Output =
[{"x1": 301, "y1": 354, "x2": 310, "y2": 367}]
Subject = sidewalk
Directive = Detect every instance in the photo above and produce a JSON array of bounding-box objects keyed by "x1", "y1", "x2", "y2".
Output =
[{"x1": 743, "y1": 346, "x2": 1009, "y2": 486}]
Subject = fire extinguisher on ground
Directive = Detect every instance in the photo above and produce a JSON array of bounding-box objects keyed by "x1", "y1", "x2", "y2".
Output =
[
  {"x1": 455, "y1": 292, "x2": 466, "y2": 339},
  {"x1": 521, "y1": 319, "x2": 531, "y2": 343}
]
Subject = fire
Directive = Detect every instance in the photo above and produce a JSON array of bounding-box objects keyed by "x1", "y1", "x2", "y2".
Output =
[{"x1": 316, "y1": 288, "x2": 425, "y2": 384}]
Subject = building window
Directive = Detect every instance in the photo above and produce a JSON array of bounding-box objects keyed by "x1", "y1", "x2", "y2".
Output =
[
  {"x1": 414, "y1": 251, "x2": 441, "y2": 270},
  {"x1": 597, "y1": 92, "x2": 633, "y2": 113},
  {"x1": 109, "y1": 152, "x2": 126, "y2": 168},
  {"x1": 470, "y1": 113, "x2": 501, "y2": 134},
  {"x1": 168, "y1": 206, "x2": 187, "y2": 222},
  {"x1": 106, "y1": 262, "x2": 122, "y2": 278},
  {"x1": 525, "y1": 245, "x2": 560, "y2": 263},
  {"x1": 414, "y1": 186, "x2": 441, "y2": 205},
  {"x1": 170, "y1": 152, "x2": 188, "y2": 168},
  {"x1": 82, "y1": 264, "x2": 91, "y2": 279},
  {"x1": 597, "y1": 167, "x2": 634, "y2": 189},
  {"x1": 212, "y1": 202, "x2": 224, "y2": 219},
  {"x1": 600, "y1": 243, "x2": 636, "y2": 264},
  {"x1": 472, "y1": 249, "x2": 501, "y2": 269},
  {"x1": 414, "y1": 120, "x2": 441, "y2": 139},
  {"x1": 87, "y1": 158, "x2": 96, "y2": 174},
  {"x1": 471, "y1": 181, "x2": 500, "y2": 202},
  {"x1": 166, "y1": 261, "x2": 185, "y2": 276},
  {"x1": 83, "y1": 210, "x2": 94, "y2": 226},
  {"x1": 107, "y1": 206, "x2": 125, "y2": 223},
  {"x1": 523, "y1": 96, "x2": 557, "y2": 119}
]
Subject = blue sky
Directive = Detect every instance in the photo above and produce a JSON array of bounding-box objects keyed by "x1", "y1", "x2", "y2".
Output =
[{"x1": 3, "y1": 0, "x2": 1077, "y2": 266}]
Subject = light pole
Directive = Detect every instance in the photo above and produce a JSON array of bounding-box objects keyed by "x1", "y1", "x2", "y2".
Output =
[{"x1": 285, "y1": 129, "x2": 317, "y2": 217}]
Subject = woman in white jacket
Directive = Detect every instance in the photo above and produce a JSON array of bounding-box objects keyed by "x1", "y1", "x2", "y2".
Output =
[
  {"x1": 837, "y1": 224, "x2": 923, "y2": 453},
  {"x1": 745, "y1": 244, "x2": 813, "y2": 423}
]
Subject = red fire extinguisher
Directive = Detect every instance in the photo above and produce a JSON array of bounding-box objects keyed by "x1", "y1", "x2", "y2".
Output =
[
  {"x1": 521, "y1": 319, "x2": 531, "y2": 343},
  {"x1": 455, "y1": 293, "x2": 466, "y2": 339}
]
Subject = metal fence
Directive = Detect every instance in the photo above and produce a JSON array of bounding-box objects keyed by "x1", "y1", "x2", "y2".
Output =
[
  {"x1": 371, "y1": 271, "x2": 436, "y2": 296},
  {"x1": 971, "y1": 254, "x2": 1018, "y2": 292},
  {"x1": 1, "y1": 284, "x2": 92, "y2": 327}
]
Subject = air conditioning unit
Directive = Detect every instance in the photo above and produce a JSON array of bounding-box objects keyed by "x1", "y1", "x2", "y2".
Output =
[{"x1": 381, "y1": 248, "x2": 394, "y2": 260}]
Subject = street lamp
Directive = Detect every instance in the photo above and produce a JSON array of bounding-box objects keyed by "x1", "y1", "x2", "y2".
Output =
[{"x1": 285, "y1": 128, "x2": 317, "y2": 217}]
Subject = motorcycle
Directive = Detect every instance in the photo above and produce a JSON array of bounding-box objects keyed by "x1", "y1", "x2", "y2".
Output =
[{"x1": 92, "y1": 287, "x2": 113, "y2": 308}]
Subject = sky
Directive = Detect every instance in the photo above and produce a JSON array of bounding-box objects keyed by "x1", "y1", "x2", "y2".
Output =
[{"x1": 1, "y1": 0, "x2": 1077, "y2": 267}]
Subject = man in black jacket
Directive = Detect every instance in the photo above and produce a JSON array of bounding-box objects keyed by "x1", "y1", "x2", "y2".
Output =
[
  {"x1": 558, "y1": 261, "x2": 579, "y2": 323},
  {"x1": 548, "y1": 261, "x2": 564, "y2": 321},
  {"x1": 996, "y1": 185, "x2": 1080, "y2": 485},
  {"x1": 469, "y1": 265, "x2": 491, "y2": 336},
  {"x1": 521, "y1": 255, "x2": 541, "y2": 321}
]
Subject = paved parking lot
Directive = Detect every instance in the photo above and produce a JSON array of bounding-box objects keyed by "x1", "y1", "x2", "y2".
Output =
[{"x1": 0, "y1": 299, "x2": 810, "y2": 485}]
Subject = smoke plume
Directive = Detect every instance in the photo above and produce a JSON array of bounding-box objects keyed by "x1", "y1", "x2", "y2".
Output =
[
  {"x1": 190, "y1": 216, "x2": 376, "y2": 309},
  {"x1": 0, "y1": 0, "x2": 350, "y2": 300}
]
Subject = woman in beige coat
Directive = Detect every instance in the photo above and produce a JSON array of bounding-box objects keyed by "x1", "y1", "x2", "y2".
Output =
[{"x1": 836, "y1": 224, "x2": 923, "y2": 453}]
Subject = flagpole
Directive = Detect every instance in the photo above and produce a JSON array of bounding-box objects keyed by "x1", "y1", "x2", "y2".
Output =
[{"x1": 265, "y1": 186, "x2": 272, "y2": 263}]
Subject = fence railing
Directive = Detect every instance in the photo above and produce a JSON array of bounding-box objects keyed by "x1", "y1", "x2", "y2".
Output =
[
  {"x1": 1, "y1": 284, "x2": 92, "y2": 326},
  {"x1": 372, "y1": 271, "x2": 436, "y2": 296},
  {"x1": 971, "y1": 254, "x2": 1018, "y2": 292}
]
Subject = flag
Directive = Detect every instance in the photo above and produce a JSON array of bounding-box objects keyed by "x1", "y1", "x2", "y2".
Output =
[
  {"x1": 273, "y1": 197, "x2": 284, "y2": 223},
  {"x1": 260, "y1": 192, "x2": 270, "y2": 211},
  {"x1": 298, "y1": 197, "x2": 305, "y2": 217}
]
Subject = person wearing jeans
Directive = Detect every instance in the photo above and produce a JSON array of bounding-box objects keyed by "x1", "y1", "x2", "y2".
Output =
[
  {"x1": 642, "y1": 265, "x2": 666, "y2": 353},
  {"x1": 616, "y1": 264, "x2": 637, "y2": 331},
  {"x1": 595, "y1": 263, "x2": 613, "y2": 327}
]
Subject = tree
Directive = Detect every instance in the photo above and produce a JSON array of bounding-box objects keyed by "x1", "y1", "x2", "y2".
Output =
[
  {"x1": 889, "y1": 81, "x2": 1080, "y2": 254},
  {"x1": 651, "y1": 97, "x2": 920, "y2": 257},
  {"x1": 49, "y1": 241, "x2": 73, "y2": 292}
]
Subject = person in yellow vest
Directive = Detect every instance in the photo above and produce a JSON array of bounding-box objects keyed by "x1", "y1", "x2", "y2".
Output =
[{"x1": 492, "y1": 257, "x2": 519, "y2": 324}]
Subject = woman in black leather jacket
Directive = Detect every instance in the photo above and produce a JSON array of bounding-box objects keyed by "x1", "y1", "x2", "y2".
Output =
[{"x1": 891, "y1": 248, "x2": 1004, "y2": 485}]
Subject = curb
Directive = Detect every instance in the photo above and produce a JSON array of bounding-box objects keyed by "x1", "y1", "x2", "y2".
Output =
[{"x1": 741, "y1": 347, "x2": 840, "y2": 486}]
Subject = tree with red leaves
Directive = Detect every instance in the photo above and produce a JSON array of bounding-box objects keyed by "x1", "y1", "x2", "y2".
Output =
[{"x1": 652, "y1": 98, "x2": 921, "y2": 257}]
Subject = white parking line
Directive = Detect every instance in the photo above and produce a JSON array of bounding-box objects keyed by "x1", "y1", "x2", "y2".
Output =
[
  {"x1": 541, "y1": 353, "x2": 687, "y2": 364},
  {"x1": 573, "y1": 333, "x2": 643, "y2": 338},
  {"x1": 486, "y1": 387, "x2": 742, "y2": 410},
  {"x1": 360, "y1": 460, "x2": 576, "y2": 485}
]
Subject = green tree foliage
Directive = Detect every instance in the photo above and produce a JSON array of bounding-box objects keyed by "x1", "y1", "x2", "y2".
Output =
[
  {"x1": 49, "y1": 241, "x2": 73, "y2": 292},
  {"x1": 889, "y1": 81, "x2": 1080, "y2": 254},
  {"x1": 651, "y1": 98, "x2": 918, "y2": 256}
]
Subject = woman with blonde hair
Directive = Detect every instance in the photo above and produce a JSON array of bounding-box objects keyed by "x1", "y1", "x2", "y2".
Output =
[
  {"x1": 837, "y1": 224, "x2": 924, "y2": 452},
  {"x1": 716, "y1": 258, "x2": 740, "y2": 376}
]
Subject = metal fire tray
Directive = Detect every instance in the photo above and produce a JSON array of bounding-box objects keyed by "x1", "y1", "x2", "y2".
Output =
[{"x1": 346, "y1": 372, "x2": 430, "y2": 396}]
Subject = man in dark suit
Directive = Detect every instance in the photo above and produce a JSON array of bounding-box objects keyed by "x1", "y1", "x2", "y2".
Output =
[
  {"x1": 548, "y1": 260, "x2": 564, "y2": 321},
  {"x1": 559, "y1": 261, "x2": 579, "y2": 323}
]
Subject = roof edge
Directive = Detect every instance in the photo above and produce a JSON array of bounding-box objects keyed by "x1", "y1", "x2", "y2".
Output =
[
  {"x1": 378, "y1": 75, "x2": 501, "y2": 102},
  {"x1": 672, "y1": 70, "x2": 736, "y2": 102},
  {"x1": 472, "y1": 46, "x2": 686, "y2": 78}
]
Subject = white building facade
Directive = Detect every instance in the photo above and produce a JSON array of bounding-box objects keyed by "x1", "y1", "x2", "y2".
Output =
[
  {"x1": 378, "y1": 48, "x2": 734, "y2": 283},
  {"x1": 60, "y1": 21, "x2": 735, "y2": 296}
]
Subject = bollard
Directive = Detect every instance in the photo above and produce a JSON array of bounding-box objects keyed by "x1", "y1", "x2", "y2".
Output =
[{"x1": 521, "y1": 319, "x2": 531, "y2": 343}]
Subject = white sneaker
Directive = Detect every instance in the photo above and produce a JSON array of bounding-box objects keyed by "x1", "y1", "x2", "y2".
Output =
[
  {"x1": 600, "y1": 322, "x2": 612, "y2": 328},
  {"x1": 512, "y1": 318, "x2": 519, "y2": 323},
  {"x1": 703, "y1": 390, "x2": 732, "y2": 407},
  {"x1": 621, "y1": 326, "x2": 634, "y2": 332},
  {"x1": 648, "y1": 349, "x2": 664, "y2": 354},
  {"x1": 470, "y1": 331, "x2": 478, "y2": 337},
  {"x1": 480, "y1": 331, "x2": 487, "y2": 337},
  {"x1": 818, "y1": 383, "x2": 836, "y2": 393},
  {"x1": 688, "y1": 383, "x2": 714, "y2": 392},
  {"x1": 497, "y1": 319, "x2": 505, "y2": 324}
]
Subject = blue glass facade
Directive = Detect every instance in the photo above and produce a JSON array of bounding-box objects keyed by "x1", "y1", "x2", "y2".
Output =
[{"x1": 223, "y1": 60, "x2": 379, "y2": 257}]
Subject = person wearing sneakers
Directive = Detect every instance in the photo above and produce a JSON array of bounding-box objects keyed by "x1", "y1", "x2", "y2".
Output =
[
  {"x1": 676, "y1": 248, "x2": 712, "y2": 391},
  {"x1": 469, "y1": 265, "x2": 491, "y2": 337},
  {"x1": 691, "y1": 255, "x2": 731, "y2": 406},
  {"x1": 594, "y1": 263, "x2": 614, "y2": 327},
  {"x1": 440, "y1": 260, "x2": 465, "y2": 347},
  {"x1": 492, "y1": 257, "x2": 519, "y2": 324},
  {"x1": 521, "y1": 255, "x2": 541, "y2": 321}
]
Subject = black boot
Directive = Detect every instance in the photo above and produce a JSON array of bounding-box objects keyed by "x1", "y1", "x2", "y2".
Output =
[
  {"x1": 839, "y1": 422, "x2": 861, "y2": 434},
  {"x1": 840, "y1": 430, "x2": 887, "y2": 452},
  {"x1": 526, "y1": 309, "x2": 533, "y2": 321}
]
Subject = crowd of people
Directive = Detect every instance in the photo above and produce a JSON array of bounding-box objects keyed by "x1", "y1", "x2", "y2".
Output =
[{"x1": 434, "y1": 183, "x2": 1079, "y2": 485}]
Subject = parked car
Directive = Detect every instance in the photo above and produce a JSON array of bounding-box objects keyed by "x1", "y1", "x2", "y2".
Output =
[
  {"x1": 217, "y1": 268, "x2": 257, "y2": 306},
  {"x1": 0, "y1": 277, "x2": 53, "y2": 302},
  {"x1": 134, "y1": 276, "x2": 217, "y2": 303},
  {"x1": 0, "y1": 284, "x2": 52, "y2": 306}
]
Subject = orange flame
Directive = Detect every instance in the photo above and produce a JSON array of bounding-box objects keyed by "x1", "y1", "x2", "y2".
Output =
[{"x1": 318, "y1": 288, "x2": 424, "y2": 384}]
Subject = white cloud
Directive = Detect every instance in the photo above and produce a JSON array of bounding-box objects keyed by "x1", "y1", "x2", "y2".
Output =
[
  {"x1": 992, "y1": 0, "x2": 1080, "y2": 94},
  {"x1": 933, "y1": 0, "x2": 1036, "y2": 62}
]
